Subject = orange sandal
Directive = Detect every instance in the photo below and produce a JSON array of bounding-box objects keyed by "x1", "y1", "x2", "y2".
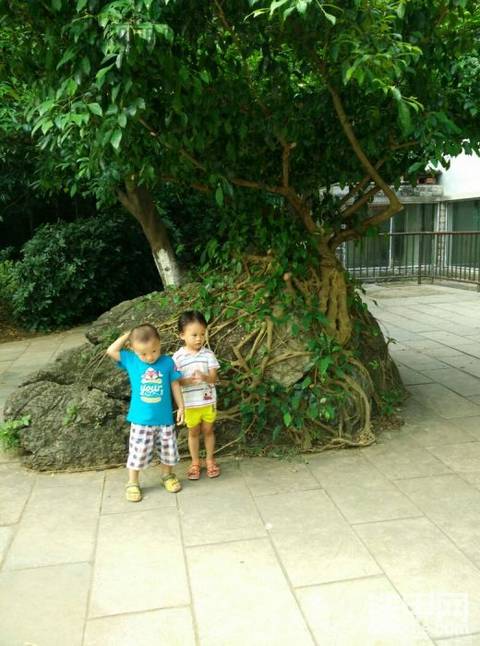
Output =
[
  {"x1": 206, "y1": 459, "x2": 220, "y2": 478},
  {"x1": 187, "y1": 463, "x2": 201, "y2": 480}
]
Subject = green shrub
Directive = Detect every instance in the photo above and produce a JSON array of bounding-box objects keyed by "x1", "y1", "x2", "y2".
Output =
[
  {"x1": 12, "y1": 214, "x2": 159, "y2": 329},
  {"x1": 0, "y1": 258, "x2": 17, "y2": 304},
  {"x1": 0, "y1": 415, "x2": 30, "y2": 450}
]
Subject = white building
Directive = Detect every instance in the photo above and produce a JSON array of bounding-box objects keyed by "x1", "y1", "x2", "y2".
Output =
[{"x1": 341, "y1": 153, "x2": 480, "y2": 284}]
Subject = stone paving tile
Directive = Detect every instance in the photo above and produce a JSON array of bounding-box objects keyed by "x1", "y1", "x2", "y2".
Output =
[
  {"x1": 239, "y1": 456, "x2": 319, "y2": 496},
  {"x1": 409, "y1": 384, "x2": 480, "y2": 419},
  {"x1": 444, "y1": 344, "x2": 480, "y2": 359},
  {"x1": 391, "y1": 351, "x2": 450, "y2": 372},
  {"x1": 175, "y1": 458, "x2": 246, "y2": 497},
  {"x1": 84, "y1": 607, "x2": 196, "y2": 646},
  {"x1": 187, "y1": 538, "x2": 314, "y2": 646},
  {"x1": 90, "y1": 509, "x2": 189, "y2": 618},
  {"x1": 0, "y1": 463, "x2": 36, "y2": 525},
  {"x1": 398, "y1": 364, "x2": 434, "y2": 385},
  {"x1": 356, "y1": 517, "x2": 480, "y2": 639},
  {"x1": 255, "y1": 490, "x2": 380, "y2": 586},
  {"x1": 396, "y1": 475, "x2": 480, "y2": 567},
  {"x1": 405, "y1": 418, "x2": 479, "y2": 447},
  {"x1": 363, "y1": 441, "x2": 452, "y2": 480},
  {"x1": 0, "y1": 562, "x2": 91, "y2": 646},
  {"x1": 458, "y1": 472, "x2": 480, "y2": 490},
  {"x1": 419, "y1": 369, "x2": 480, "y2": 397},
  {"x1": 420, "y1": 331, "x2": 475, "y2": 347},
  {"x1": 307, "y1": 449, "x2": 423, "y2": 524},
  {"x1": 428, "y1": 443, "x2": 480, "y2": 473},
  {"x1": 436, "y1": 635, "x2": 480, "y2": 645},
  {"x1": 101, "y1": 466, "x2": 177, "y2": 514},
  {"x1": 4, "y1": 476, "x2": 102, "y2": 569},
  {"x1": 440, "y1": 357, "x2": 480, "y2": 378},
  {"x1": 297, "y1": 576, "x2": 433, "y2": 645},
  {"x1": 179, "y1": 485, "x2": 266, "y2": 547},
  {"x1": 446, "y1": 417, "x2": 480, "y2": 441},
  {"x1": 0, "y1": 525, "x2": 13, "y2": 565},
  {"x1": 378, "y1": 324, "x2": 421, "y2": 342},
  {"x1": 376, "y1": 312, "x2": 435, "y2": 333}
]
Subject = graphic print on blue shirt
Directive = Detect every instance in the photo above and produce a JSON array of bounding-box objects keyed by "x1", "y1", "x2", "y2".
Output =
[
  {"x1": 117, "y1": 349, "x2": 182, "y2": 425},
  {"x1": 140, "y1": 367, "x2": 163, "y2": 403}
]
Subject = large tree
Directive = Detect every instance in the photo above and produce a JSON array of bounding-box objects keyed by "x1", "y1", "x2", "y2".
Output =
[
  {"x1": 2, "y1": 0, "x2": 480, "y2": 453},
  {"x1": 3, "y1": 0, "x2": 479, "y2": 313}
]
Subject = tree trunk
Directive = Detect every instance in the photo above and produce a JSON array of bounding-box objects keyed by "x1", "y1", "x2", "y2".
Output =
[
  {"x1": 117, "y1": 179, "x2": 182, "y2": 288},
  {"x1": 317, "y1": 244, "x2": 352, "y2": 345}
]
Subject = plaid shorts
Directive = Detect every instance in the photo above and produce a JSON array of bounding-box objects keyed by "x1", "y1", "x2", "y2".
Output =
[{"x1": 127, "y1": 423, "x2": 179, "y2": 470}]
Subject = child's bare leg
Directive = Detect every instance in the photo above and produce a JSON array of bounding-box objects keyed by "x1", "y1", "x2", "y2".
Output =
[
  {"x1": 128, "y1": 468, "x2": 140, "y2": 484},
  {"x1": 188, "y1": 425, "x2": 201, "y2": 464},
  {"x1": 187, "y1": 425, "x2": 202, "y2": 479},
  {"x1": 202, "y1": 421, "x2": 215, "y2": 461},
  {"x1": 160, "y1": 464, "x2": 173, "y2": 477}
]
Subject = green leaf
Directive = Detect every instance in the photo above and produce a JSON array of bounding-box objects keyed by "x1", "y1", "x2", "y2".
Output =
[
  {"x1": 80, "y1": 57, "x2": 91, "y2": 75},
  {"x1": 118, "y1": 113, "x2": 127, "y2": 128},
  {"x1": 154, "y1": 23, "x2": 174, "y2": 43},
  {"x1": 396, "y1": 2, "x2": 406, "y2": 18},
  {"x1": 110, "y1": 129, "x2": 122, "y2": 150},
  {"x1": 56, "y1": 48, "x2": 76, "y2": 70},
  {"x1": 52, "y1": 0, "x2": 61, "y2": 10},
  {"x1": 283, "y1": 411, "x2": 292, "y2": 427},
  {"x1": 322, "y1": 10, "x2": 336, "y2": 25},
  {"x1": 215, "y1": 185, "x2": 224, "y2": 206},
  {"x1": 398, "y1": 101, "x2": 412, "y2": 134},
  {"x1": 76, "y1": 0, "x2": 88, "y2": 10},
  {"x1": 96, "y1": 64, "x2": 114, "y2": 81},
  {"x1": 87, "y1": 102, "x2": 103, "y2": 117}
]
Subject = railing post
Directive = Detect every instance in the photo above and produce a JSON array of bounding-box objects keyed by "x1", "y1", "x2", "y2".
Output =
[{"x1": 418, "y1": 232, "x2": 423, "y2": 285}]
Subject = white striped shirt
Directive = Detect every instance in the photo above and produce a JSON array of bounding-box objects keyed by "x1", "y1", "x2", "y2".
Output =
[{"x1": 172, "y1": 346, "x2": 220, "y2": 409}]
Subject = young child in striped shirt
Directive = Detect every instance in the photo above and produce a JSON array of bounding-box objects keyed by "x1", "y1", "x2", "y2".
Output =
[{"x1": 173, "y1": 311, "x2": 220, "y2": 480}]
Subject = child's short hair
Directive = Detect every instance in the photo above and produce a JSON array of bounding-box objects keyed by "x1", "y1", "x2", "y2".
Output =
[
  {"x1": 129, "y1": 323, "x2": 160, "y2": 344},
  {"x1": 178, "y1": 310, "x2": 208, "y2": 332}
]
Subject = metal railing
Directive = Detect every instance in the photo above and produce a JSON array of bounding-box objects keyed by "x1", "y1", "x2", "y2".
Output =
[{"x1": 343, "y1": 231, "x2": 480, "y2": 288}]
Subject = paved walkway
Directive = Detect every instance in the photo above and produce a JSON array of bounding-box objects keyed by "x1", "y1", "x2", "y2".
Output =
[{"x1": 1, "y1": 286, "x2": 480, "y2": 645}]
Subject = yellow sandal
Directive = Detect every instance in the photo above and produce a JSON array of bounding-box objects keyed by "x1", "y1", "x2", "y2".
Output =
[
  {"x1": 162, "y1": 473, "x2": 182, "y2": 493},
  {"x1": 125, "y1": 483, "x2": 142, "y2": 502}
]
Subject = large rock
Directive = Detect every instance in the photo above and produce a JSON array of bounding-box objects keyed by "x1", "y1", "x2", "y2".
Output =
[
  {"x1": 3, "y1": 288, "x2": 243, "y2": 471},
  {"x1": 5, "y1": 380, "x2": 128, "y2": 471},
  {"x1": 3, "y1": 283, "x2": 403, "y2": 471}
]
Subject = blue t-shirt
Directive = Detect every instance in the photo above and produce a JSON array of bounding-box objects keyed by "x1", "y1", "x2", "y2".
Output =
[{"x1": 117, "y1": 350, "x2": 182, "y2": 426}]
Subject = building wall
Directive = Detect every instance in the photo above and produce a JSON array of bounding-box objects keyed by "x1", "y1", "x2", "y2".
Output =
[{"x1": 439, "y1": 153, "x2": 480, "y2": 200}]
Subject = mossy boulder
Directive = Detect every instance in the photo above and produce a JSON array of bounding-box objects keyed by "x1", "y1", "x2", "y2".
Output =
[{"x1": 3, "y1": 274, "x2": 404, "y2": 471}]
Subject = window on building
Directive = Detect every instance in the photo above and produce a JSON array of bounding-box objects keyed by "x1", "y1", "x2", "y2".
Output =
[{"x1": 449, "y1": 200, "x2": 480, "y2": 266}]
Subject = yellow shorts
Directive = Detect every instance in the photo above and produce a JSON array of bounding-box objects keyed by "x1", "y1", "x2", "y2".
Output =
[{"x1": 184, "y1": 405, "x2": 217, "y2": 429}]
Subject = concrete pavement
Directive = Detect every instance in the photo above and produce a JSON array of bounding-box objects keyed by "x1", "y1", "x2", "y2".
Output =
[{"x1": 2, "y1": 286, "x2": 480, "y2": 645}]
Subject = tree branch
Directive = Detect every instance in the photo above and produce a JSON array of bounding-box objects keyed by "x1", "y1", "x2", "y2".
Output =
[
  {"x1": 341, "y1": 185, "x2": 381, "y2": 220},
  {"x1": 326, "y1": 85, "x2": 403, "y2": 248},
  {"x1": 328, "y1": 85, "x2": 400, "y2": 210},
  {"x1": 331, "y1": 200, "x2": 403, "y2": 248}
]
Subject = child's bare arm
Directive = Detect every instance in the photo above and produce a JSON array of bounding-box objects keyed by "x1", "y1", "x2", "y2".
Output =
[
  {"x1": 106, "y1": 331, "x2": 131, "y2": 362},
  {"x1": 178, "y1": 375, "x2": 200, "y2": 386},
  {"x1": 171, "y1": 380, "x2": 185, "y2": 424}
]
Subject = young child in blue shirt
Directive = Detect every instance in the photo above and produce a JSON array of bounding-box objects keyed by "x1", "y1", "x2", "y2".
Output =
[{"x1": 107, "y1": 323, "x2": 184, "y2": 502}]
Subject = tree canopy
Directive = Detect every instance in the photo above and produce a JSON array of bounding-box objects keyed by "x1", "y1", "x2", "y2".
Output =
[
  {"x1": 4, "y1": 1, "x2": 478, "y2": 208},
  {"x1": 2, "y1": 0, "x2": 480, "y2": 296}
]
